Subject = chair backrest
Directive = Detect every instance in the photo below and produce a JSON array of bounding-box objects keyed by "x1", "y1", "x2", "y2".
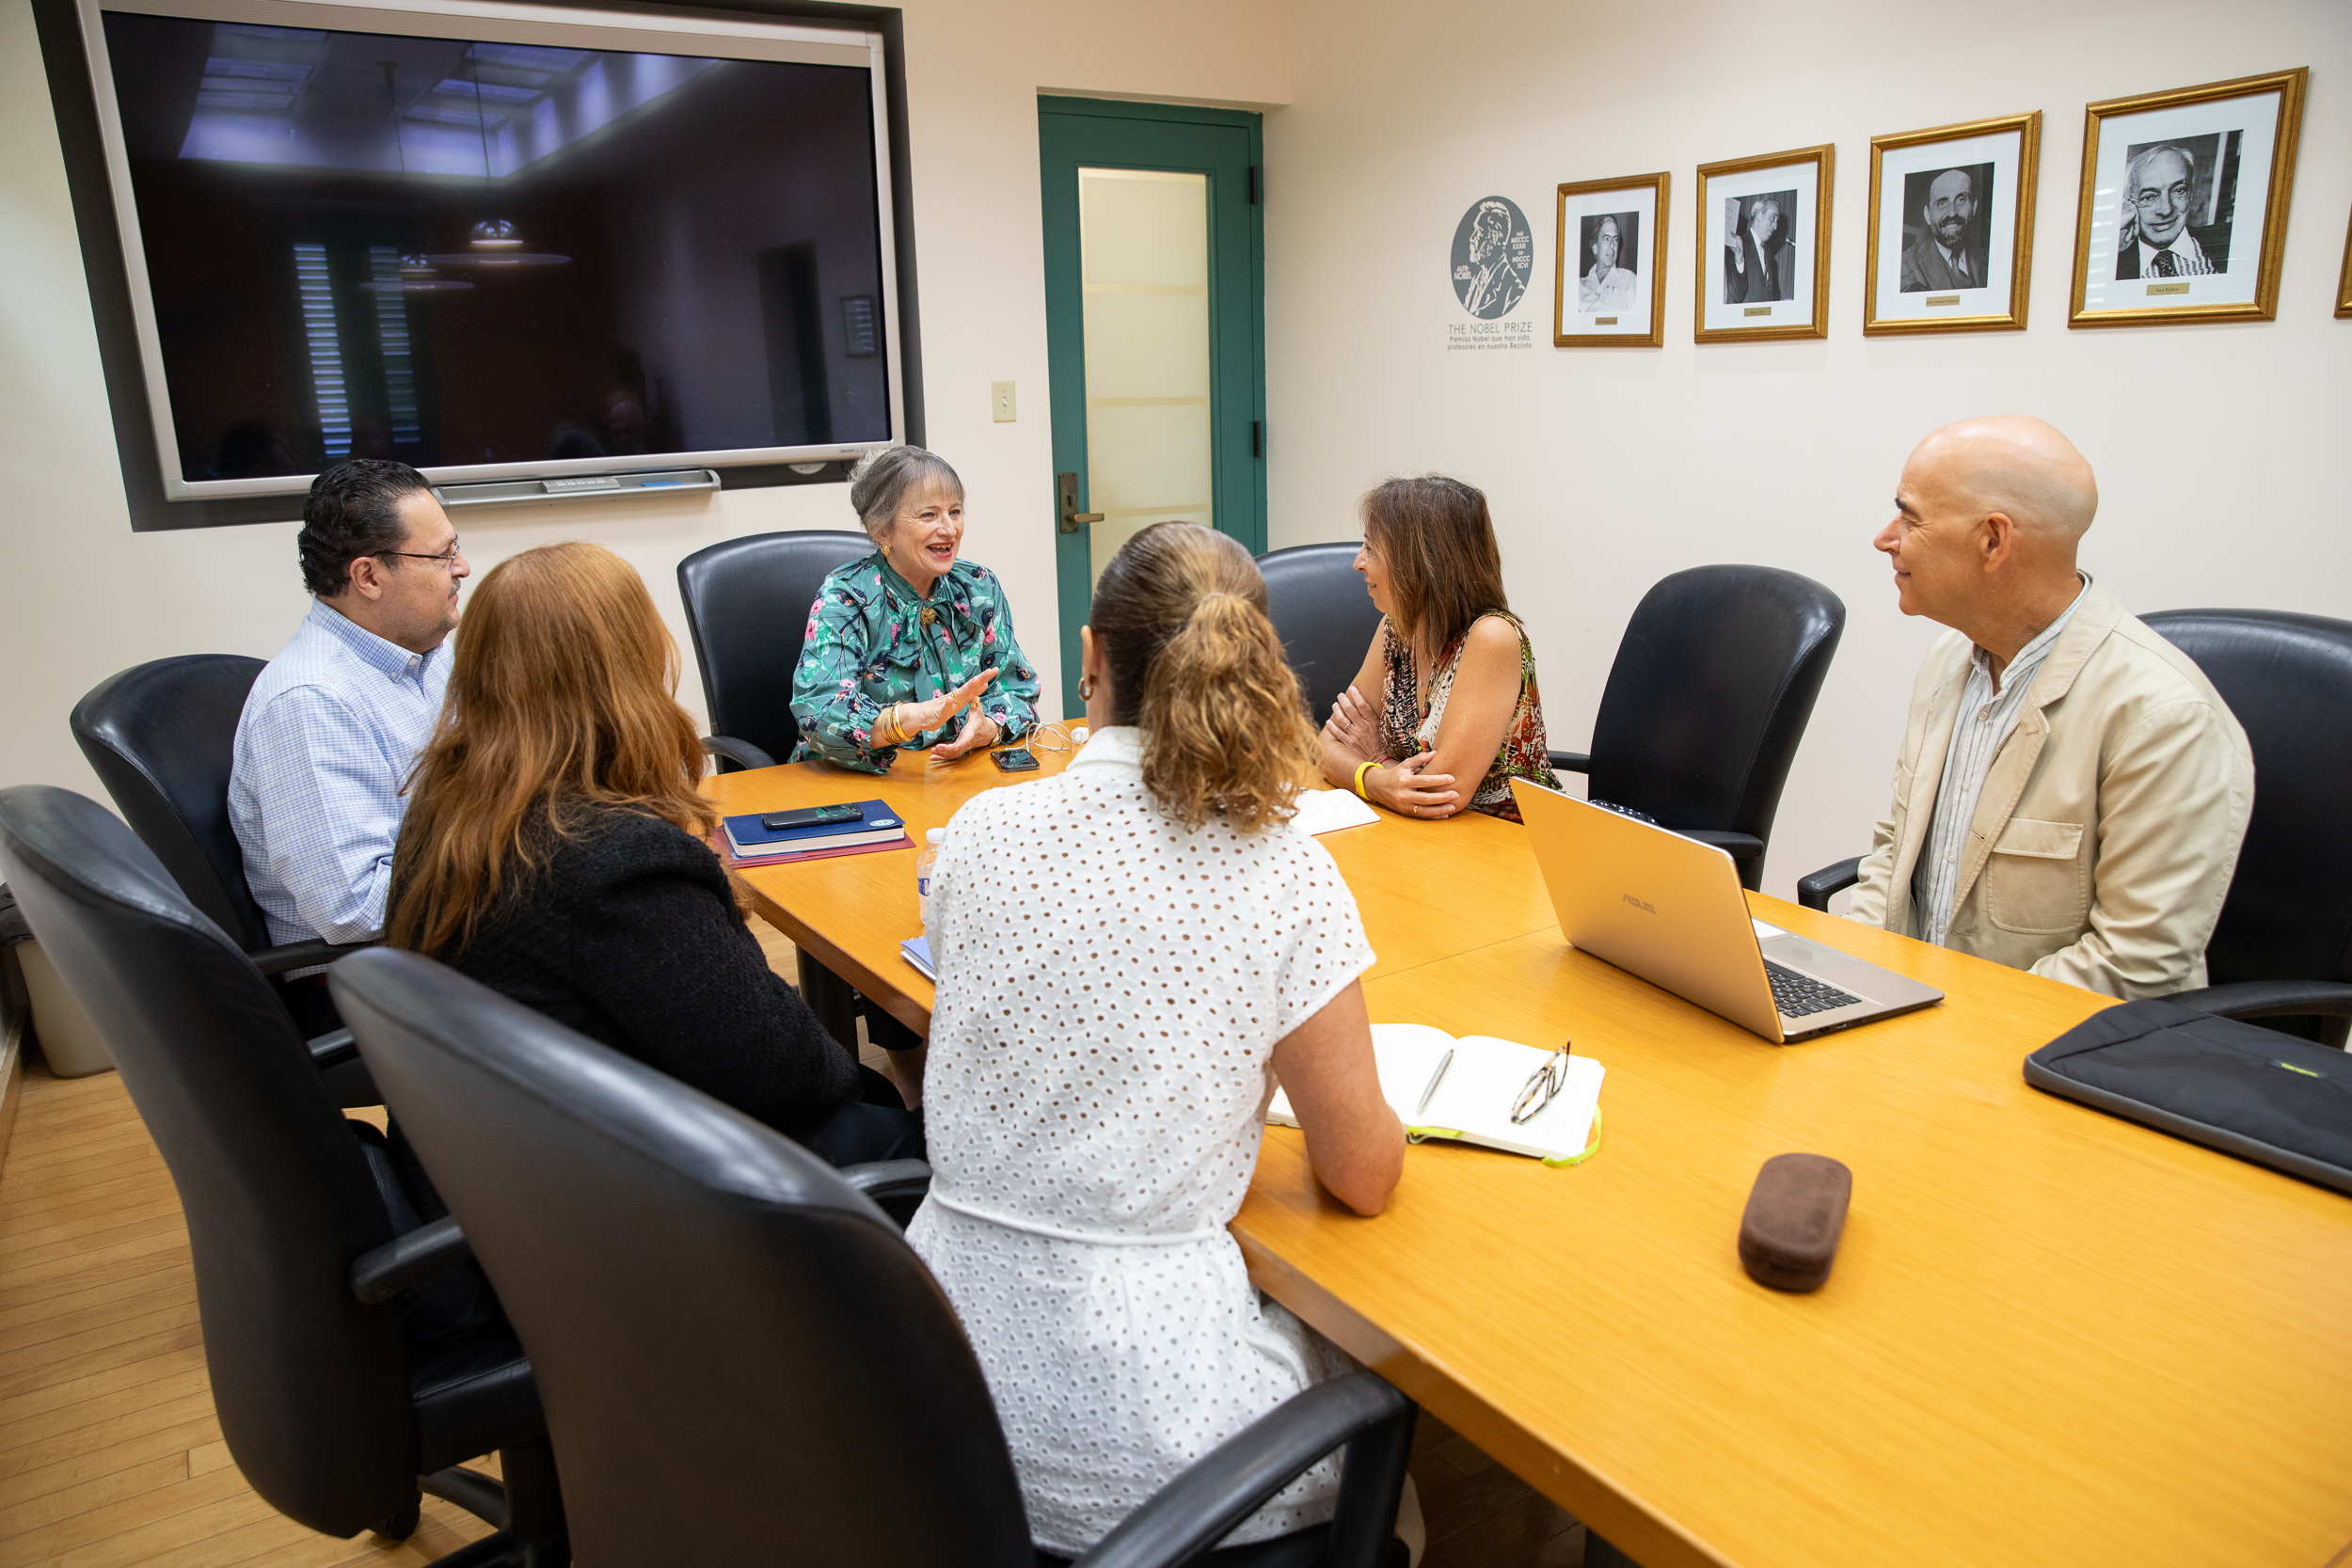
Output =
[
  {"x1": 1257, "y1": 543, "x2": 1384, "y2": 726},
  {"x1": 676, "y1": 531, "x2": 873, "y2": 767},
  {"x1": 0, "y1": 786, "x2": 416, "y2": 1535},
  {"x1": 2142, "y1": 609, "x2": 2352, "y2": 991},
  {"x1": 330, "y1": 947, "x2": 1036, "y2": 1568},
  {"x1": 70, "y1": 655, "x2": 273, "y2": 950},
  {"x1": 1586, "y1": 565, "x2": 1845, "y2": 881}
]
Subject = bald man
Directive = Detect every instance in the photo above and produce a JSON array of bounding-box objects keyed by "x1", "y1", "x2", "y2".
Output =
[
  {"x1": 1847, "y1": 417, "x2": 2252, "y2": 998},
  {"x1": 1899, "y1": 168, "x2": 1987, "y2": 292}
]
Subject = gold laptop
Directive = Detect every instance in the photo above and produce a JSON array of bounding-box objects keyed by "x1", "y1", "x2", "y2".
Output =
[{"x1": 1510, "y1": 780, "x2": 1943, "y2": 1044}]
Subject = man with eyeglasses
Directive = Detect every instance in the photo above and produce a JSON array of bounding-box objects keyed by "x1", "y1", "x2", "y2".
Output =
[
  {"x1": 2114, "y1": 143, "x2": 2229, "y2": 279},
  {"x1": 230, "y1": 459, "x2": 469, "y2": 1016}
]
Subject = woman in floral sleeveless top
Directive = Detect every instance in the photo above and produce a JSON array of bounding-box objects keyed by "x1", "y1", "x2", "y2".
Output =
[{"x1": 1315, "y1": 476, "x2": 1560, "y2": 822}]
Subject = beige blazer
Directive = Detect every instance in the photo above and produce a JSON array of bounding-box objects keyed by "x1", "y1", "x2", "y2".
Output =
[{"x1": 1848, "y1": 583, "x2": 2253, "y2": 999}]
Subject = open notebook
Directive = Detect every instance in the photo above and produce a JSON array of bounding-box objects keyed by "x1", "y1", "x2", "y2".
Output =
[{"x1": 1266, "y1": 1023, "x2": 1604, "y2": 1164}]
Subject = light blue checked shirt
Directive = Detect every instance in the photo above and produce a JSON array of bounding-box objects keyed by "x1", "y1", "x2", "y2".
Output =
[{"x1": 230, "y1": 600, "x2": 450, "y2": 946}]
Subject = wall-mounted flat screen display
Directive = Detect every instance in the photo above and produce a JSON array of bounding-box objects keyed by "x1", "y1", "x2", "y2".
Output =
[{"x1": 84, "y1": 1, "x2": 901, "y2": 499}]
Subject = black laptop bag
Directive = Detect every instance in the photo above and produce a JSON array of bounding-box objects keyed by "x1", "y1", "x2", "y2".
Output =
[{"x1": 2025, "y1": 997, "x2": 2352, "y2": 1196}]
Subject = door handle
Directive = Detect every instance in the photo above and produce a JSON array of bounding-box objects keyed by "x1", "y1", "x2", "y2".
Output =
[{"x1": 1057, "y1": 472, "x2": 1102, "y2": 534}]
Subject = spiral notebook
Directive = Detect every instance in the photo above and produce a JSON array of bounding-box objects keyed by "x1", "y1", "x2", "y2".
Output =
[{"x1": 1266, "y1": 1022, "x2": 1604, "y2": 1164}]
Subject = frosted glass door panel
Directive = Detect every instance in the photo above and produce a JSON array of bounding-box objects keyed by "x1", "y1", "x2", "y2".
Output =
[{"x1": 1079, "y1": 167, "x2": 1211, "y2": 581}]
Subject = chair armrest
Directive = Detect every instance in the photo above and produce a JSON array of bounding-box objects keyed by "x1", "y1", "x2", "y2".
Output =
[
  {"x1": 350, "y1": 1216, "x2": 473, "y2": 1306},
  {"x1": 310, "y1": 1028, "x2": 382, "y2": 1109},
  {"x1": 1546, "y1": 751, "x2": 1591, "y2": 775},
  {"x1": 1676, "y1": 829, "x2": 1764, "y2": 863},
  {"x1": 838, "y1": 1159, "x2": 931, "y2": 1206},
  {"x1": 1797, "y1": 857, "x2": 1864, "y2": 912},
  {"x1": 309, "y1": 1028, "x2": 358, "y2": 1071},
  {"x1": 703, "y1": 735, "x2": 778, "y2": 772},
  {"x1": 2166, "y1": 981, "x2": 2352, "y2": 1022},
  {"x1": 254, "y1": 938, "x2": 377, "y2": 976},
  {"x1": 1073, "y1": 1372, "x2": 1415, "y2": 1568}
]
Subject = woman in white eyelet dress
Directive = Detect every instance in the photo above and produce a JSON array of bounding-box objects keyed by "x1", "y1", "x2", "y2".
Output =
[{"x1": 905, "y1": 523, "x2": 1403, "y2": 1560}]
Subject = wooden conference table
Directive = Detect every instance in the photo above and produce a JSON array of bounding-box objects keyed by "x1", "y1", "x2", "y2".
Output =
[{"x1": 710, "y1": 745, "x2": 2352, "y2": 1568}]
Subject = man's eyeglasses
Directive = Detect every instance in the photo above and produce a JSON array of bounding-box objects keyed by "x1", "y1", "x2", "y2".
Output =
[
  {"x1": 1509, "y1": 1039, "x2": 1574, "y2": 1125},
  {"x1": 379, "y1": 538, "x2": 463, "y2": 571}
]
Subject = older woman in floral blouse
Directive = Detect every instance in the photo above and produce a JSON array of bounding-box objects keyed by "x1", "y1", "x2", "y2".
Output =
[{"x1": 789, "y1": 447, "x2": 1041, "y2": 773}]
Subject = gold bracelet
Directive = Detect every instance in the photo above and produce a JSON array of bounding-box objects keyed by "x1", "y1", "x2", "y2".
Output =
[{"x1": 874, "y1": 704, "x2": 901, "y2": 747}]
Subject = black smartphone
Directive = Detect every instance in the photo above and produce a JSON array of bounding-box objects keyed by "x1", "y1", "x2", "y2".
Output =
[
  {"x1": 761, "y1": 803, "x2": 863, "y2": 831},
  {"x1": 992, "y1": 748, "x2": 1041, "y2": 772}
]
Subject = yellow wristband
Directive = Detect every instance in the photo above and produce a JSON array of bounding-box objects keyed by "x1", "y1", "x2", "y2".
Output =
[{"x1": 1353, "y1": 760, "x2": 1377, "y2": 800}]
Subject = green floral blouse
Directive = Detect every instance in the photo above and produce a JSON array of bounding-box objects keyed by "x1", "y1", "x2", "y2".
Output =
[{"x1": 788, "y1": 552, "x2": 1041, "y2": 773}]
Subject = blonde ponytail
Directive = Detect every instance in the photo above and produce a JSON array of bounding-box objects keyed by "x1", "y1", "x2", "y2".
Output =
[{"x1": 1090, "y1": 524, "x2": 1318, "y2": 832}]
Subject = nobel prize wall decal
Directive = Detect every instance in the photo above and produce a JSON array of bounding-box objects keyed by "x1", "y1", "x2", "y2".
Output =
[{"x1": 1448, "y1": 195, "x2": 1537, "y2": 351}]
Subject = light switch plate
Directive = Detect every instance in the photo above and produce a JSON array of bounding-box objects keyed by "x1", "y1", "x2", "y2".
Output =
[{"x1": 990, "y1": 380, "x2": 1017, "y2": 422}]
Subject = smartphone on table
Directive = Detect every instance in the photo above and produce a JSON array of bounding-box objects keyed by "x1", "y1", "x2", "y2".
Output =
[
  {"x1": 760, "y1": 802, "x2": 864, "y2": 831},
  {"x1": 992, "y1": 748, "x2": 1040, "y2": 773}
]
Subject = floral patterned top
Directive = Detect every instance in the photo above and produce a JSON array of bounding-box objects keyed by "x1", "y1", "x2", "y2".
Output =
[
  {"x1": 788, "y1": 552, "x2": 1041, "y2": 773},
  {"x1": 1378, "y1": 609, "x2": 1560, "y2": 822}
]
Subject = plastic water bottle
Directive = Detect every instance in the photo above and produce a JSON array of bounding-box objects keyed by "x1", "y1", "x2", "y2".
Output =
[{"x1": 916, "y1": 828, "x2": 945, "y2": 924}]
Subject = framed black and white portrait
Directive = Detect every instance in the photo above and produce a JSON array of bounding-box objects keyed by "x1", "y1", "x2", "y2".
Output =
[
  {"x1": 1695, "y1": 146, "x2": 1831, "y2": 341},
  {"x1": 2070, "y1": 69, "x2": 2307, "y2": 327},
  {"x1": 1865, "y1": 113, "x2": 2040, "y2": 336},
  {"x1": 1553, "y1": 173, "x2": 1667, "y2": 346},
  {"x1": 2335, "y1": 204, "x2": 2352, "y2": 320}
]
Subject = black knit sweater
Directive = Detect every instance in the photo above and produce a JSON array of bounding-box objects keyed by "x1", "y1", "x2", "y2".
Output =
[{"x1": 415, "y1": 804, "x2": 859, "y2": 1140}]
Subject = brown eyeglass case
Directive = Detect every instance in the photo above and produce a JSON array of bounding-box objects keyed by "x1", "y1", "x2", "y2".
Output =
[{"x1": 1738, "y1": 1153, "x2": 1851, "y2": 1291}]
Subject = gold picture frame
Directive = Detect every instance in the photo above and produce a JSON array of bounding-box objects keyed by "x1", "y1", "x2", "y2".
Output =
[
  {"x1": 2336, "y1": 205, "x2": 2352, "y2": 319},
  {"x1": 1554, "y1": 172, "x2": 1669, "y2": 347},
  {"x1": 1864, "y1": 112, "x2": 2040, "y2": 336},
  {"x1": 1695, "y1": 145, "x2": 1833, "y2": 341},
  {"x1": 2068, "y1": 68, "x2": 2307, "y2": 328}
]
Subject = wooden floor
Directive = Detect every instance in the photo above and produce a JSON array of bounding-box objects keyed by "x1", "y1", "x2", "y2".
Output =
[
  {"x1": 0, "y1": 935, "x2": 1590, "y2": 1567},
  {"x1": 0, "y1": 1060, "x2": 497, "y2": 1567}
]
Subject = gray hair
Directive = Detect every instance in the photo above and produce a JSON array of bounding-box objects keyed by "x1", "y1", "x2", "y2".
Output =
[
  {"x1": 2124, "y1": 143, "x2": 2195, "y2": 200},
  {"x1": 847, "y1": 446, "x2": 963, "y2": 542}
]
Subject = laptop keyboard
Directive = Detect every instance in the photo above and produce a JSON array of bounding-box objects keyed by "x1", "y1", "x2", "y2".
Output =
[{"x1": 1764, "y1": 959, "x2": 1866, "y2": 1019}]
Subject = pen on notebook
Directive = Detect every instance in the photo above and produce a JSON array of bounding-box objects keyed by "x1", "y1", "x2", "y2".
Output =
[{"x1": 1414, "y1": 1048, "x2": 1454, "y2": 1119}]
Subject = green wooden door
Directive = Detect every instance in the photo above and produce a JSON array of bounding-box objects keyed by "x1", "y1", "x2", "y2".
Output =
[{"x1": 1038, "y1": 97, "x2": 1265, "y2": 713}]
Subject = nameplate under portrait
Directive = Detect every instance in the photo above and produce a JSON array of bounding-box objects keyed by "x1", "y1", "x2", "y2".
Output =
[
  {"x1": 1864, "y1": 113, "x2": 2040, "y2": 337},
  {"x1": 1694, "y1": 145, "x2": 1832, "y2": 342},
  {"x1": 1553, "y1": 173, "x2": 1668, "y2": 348},
  {"x1": 2069, "y1": 68, "x2": 2308, "y2": 327}
]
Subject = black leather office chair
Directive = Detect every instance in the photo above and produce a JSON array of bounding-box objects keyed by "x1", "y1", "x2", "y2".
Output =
[
  {"x1": 676, "y1": 530, "x2": 872, "y2": 771},
  {"x1": 1257, "y1": 544, "x2": 1383, "y2": 726},
  {"x1": 333, "y1": 945, "x2": 1419, "y2": 1568},
  {"x1": 70, "y1": 656, "x2": 370, "y2": 975},
  {"x1": 1549, "y1": 566, "x2": 1844, "y2": 891},
  {"x1": 1796, "y1": 608, "x2": 2352, "y2": 1047},
  {"x1": 0, "y1": 787, "x2": 564, "y2": 1565},
  {"x1": 2144, "y1": 610, "x2": 2352, "y2": 1045}
]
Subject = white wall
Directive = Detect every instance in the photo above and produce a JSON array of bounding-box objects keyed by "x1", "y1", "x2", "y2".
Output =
[
  {"x1": 10, "y1": 0, "x2": 2348, "y2": 903},
  {"x1": 0, "y1": 0, "x2": 1290, "y2": 802},
  {"x1": 1264, "y1": 0, "x2": 2352, "y2": 897}
]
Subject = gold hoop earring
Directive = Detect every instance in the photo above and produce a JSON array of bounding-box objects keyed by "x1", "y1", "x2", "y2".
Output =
[{"x1": 1078, "y1": 674, "x2": 1097, "y2": 701}]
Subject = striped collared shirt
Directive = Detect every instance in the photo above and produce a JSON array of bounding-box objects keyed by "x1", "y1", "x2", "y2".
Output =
[
  {"x1": 1913, "y1": 576, "x2": 2089, "y2": 947},
  {"x1": 229, "y1": 600, "x2": 450, "y2": 946},
  {"x1": 2137, "y1": 232, "x2": 2217, "y2": 277}
]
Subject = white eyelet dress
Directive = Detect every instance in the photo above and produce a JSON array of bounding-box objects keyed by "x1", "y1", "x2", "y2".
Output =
[{"x1": 906, "y1": 727, "x2": 1376, "y2": 1557}]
